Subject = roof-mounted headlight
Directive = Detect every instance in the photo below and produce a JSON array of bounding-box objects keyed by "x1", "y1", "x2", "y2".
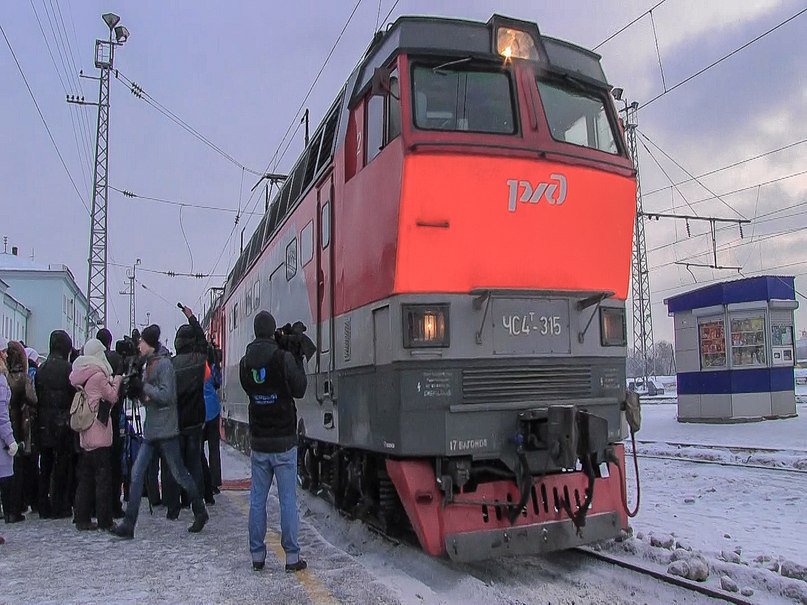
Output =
[{"x1": 496, "y1": 27, "x2": 540, "y2": 61}]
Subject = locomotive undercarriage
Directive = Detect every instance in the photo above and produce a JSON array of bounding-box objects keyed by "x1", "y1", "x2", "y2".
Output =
[{"x1": 294, "y1": 397, "x2": 629, "y2": 561}]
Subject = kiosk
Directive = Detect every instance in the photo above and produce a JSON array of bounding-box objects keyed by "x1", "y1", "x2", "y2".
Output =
[{"x1": 665, "y1": 276, "x2": 798, "y2": 422}]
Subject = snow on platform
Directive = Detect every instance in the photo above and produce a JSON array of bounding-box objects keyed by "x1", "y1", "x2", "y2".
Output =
[
  {"x1": 638, "y1": 402, "x2": 807, "y2": 451},
  {"x1": 0, "y1": 446, "x2": 398, "y2": 605}
]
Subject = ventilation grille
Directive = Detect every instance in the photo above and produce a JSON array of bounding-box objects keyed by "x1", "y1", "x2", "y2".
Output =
[{"x1": 462, "y1": 365, "x2": 592, "y2": 404}]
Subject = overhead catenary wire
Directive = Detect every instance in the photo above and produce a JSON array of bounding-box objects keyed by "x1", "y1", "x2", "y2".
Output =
[
  {"x1": 593, "y1": 0, "x2": 669, "y2": 50},
  {"x1": 640, "y1": 7, "x2": 807, "y2": 109},
  {"x1": 195, "y1": 0, "x2": 369, "y2": 307},
  {"x1": 638, "y1": 130, "x2": 747, "y2": 219},
  {"x1": 114, "y1": 70, "x2": 263, "y2": 176},
  {"x1": 0, "y1": 21, "x2": 89, "y2": 215},
  {"x1": 643, "y1": 137, "x2": 807, "y2": 198},
  {"x1": 110, "y1": 185, "x2": 262, "y2": 216}
]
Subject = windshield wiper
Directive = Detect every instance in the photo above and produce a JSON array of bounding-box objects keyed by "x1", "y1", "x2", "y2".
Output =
[{"x1": 433, "y1": 57, "x2": 472, "y2": 74}]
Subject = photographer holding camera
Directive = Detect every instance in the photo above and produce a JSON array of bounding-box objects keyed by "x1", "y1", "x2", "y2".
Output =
[
  {"x1": 110, "y1": 324, "x2": 208, "y2": 539},
  {"x1": 240, "y1": 311, "x2": 308, "y2": 573}
]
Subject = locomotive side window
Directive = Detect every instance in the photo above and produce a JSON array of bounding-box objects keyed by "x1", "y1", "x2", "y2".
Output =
[
  {"x1": 412, "y1": 65, "x2": 515, "y2": 134},
  {"x1": 301, "y1": 221, "x2": 314, "y2": 266},
  {"x1": 536, "y1": 79, "x2": 618, "y2": 154},
  {"x1": 366, "y1": 95, "x2": 384, "y2": 163},
  {"x1": 386, "y1": 70, "x2": 401, "y2": 141},
  {"x1": 286, "y1": 238, "x2": 297, "y2": 281}
]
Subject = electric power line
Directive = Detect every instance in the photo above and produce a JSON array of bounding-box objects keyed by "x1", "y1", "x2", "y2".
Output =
[
  {"x1": 593, "y1": 0, "x2": 669, "y2": 50},
  {"x1": 114, "y1": 70, "x2": 262, "y2": 176},
  {"x1": 640, "y1": 7, "x2": 807, "y2": 109},
  {"x1": 644, "y1": 137, "x2": 807, "y2": 197},
  {"x1": 195, "y1": 0, "x2": 369, "y2": 306},
  {"x1": 111, "y1": 185, "x2": 262, "y2": 216},
  {"x1": 638, "y1": 130, "x2": 746, "y2": 219},
  {"x1": 0, "y1": 22, "x2": 89, "y2": 214}
]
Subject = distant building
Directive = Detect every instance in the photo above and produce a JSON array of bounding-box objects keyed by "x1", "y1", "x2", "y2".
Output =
[
  {"x1": 0, "y1": 278, "x2": 31, "y2": 343},
  {"x1": 0, "y1": 250, "x2": 90, "y2": 354}
]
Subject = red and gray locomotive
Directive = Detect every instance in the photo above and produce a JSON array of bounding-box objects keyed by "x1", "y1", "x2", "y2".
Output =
[{"x1": 205, "y1": 14, "x2": 638, "y2": 561}]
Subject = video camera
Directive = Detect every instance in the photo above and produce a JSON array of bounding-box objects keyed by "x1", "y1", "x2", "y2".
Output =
[
  {"x1": 120, "y1": 353, "x2": 145, "y2": 400},
  {"x1": 274, "y1": 321, "x2": 317, "y2": 361}
]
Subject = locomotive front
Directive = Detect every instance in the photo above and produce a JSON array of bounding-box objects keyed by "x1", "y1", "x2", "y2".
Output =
[{"x1": 308, "y1": 15, "x2": 641, "y2": 562}]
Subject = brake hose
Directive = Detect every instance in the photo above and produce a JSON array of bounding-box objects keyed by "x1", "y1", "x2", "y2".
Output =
[{"x1": 615, "y1": 429, "x2": 641, "y2": 518}]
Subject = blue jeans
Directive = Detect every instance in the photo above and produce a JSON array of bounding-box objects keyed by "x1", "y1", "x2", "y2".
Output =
[
  {"x1": 249, "y1": 447, "x2": 299, "y2": 565},
  {"x1": 125, "y1": 437, "x2": 204, "y2": 528}
]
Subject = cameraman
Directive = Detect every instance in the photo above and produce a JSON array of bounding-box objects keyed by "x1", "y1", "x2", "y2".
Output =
[
  {"x1": 240, "y1": 311, "x2": 307, "y2": 572},
  {"x1": 110, "y1": 324, "x2": 208, "y2": 539}
]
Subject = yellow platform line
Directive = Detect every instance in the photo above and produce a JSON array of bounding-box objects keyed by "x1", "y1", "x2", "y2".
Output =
[{"x1": 230, "y1": 491, "x2": 339, "y2": 605}]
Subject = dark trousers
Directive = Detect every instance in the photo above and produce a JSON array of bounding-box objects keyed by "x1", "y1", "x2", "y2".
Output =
[
  {"x1": 124, "y1": 436, "x2": 204, "y2": 528},
  {"x1": 109, "y1": 404, "x2": 124, "y2": 512},
  {"x1": 38, "y1": 427, "x2": 73, "y2": 516},
  {"x1": 0, "y1": 476, "x2": 12, "y2": 518},
  {"x1": 74, "y1": 447, "x2": 112, "y2": 528},
  {"x1": 163, "y1": 426, "x2": 204, "y2": 516},
  {"x1": 8, "y1": 455, "x2": 36, "y2": 516},
  {"x1": 201, "y1": 416, "x2": 222, "y2": 499}
]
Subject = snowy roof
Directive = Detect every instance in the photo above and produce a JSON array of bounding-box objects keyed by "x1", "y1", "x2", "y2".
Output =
[
  {"x1": 664, "y1": 275, "x2": 796, "y2": 314},
  {"x1": 0, "y1": 252, "x2": 50, "y2": 271}
]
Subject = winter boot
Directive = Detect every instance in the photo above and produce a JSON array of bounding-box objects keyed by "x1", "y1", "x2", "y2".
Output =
[
  {"x1": 109, "y1": 522, "x2": 134, "y2": 539},
  {"x1": 187, "y1": 510, "x2": 209, "y2": 533},
  {"x1": 285, "y1": 559, "x2": 308, "y2": 573},
  {"x1": 4, "y1": 514, "x2": 25, "y2": 524},
  {"x1": 76, "y1": 521, "x2": 98, "y2": 531}
]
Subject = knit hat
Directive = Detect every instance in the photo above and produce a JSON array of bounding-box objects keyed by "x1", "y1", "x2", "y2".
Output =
[
  {"x1": 141, "y1": 324, "x2": 161, "y2": 349},
  {"x1": 254, "y1": 311, "x2": 277, "y2": 339},
  {"x1": 25, "y1": 347, "x2": 40, "y2": 363},
  {"x1": 96, "y1": 328, "x2": 113, "y2": 350}
]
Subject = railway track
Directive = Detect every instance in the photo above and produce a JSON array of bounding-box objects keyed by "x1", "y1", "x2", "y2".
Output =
[
  {"x1": 575, "y1": 547, "x2": 755, "y2": 605},
  {"x1": 628, "y1": 440, "x2": 807, "y2": 475}
]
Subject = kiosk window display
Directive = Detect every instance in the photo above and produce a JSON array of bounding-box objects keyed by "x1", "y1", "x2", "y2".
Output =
[{"x1": 730, "y1": 316, "x2": 766, "y2": 367}]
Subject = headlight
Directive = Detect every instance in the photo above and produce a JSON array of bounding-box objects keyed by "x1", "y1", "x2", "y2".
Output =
[
  {"x1": 403, "y1": 304, "x2": 449, "y2": 348},
  {"x1": 496, "y1": 27, "x2": 540, "y2": 61},
  {"x1": 600, "y1": 307, "x2": 626, "y2": 347}
]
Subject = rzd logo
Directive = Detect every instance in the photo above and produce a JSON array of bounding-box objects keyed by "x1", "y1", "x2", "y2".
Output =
[{"x1": 507, "y1": 174, "x2": 567, "y2": 212}]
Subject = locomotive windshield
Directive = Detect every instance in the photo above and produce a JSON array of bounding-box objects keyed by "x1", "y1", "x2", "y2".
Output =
[
  {"x1": 412, "y1": 64, "x2": 516, "y2": 134},
  {"x1": 536, "y1": 79, "x2": 618, "y2": 154}
]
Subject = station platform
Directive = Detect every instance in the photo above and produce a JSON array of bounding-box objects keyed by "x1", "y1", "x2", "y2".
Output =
[{"x1": 0, "y1": 447, "x2": 399, "y2": 605}]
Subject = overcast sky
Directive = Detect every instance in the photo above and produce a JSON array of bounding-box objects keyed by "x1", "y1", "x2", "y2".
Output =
[{"x1": 1, "y1": 0, "x2": 805, "y2": 346}]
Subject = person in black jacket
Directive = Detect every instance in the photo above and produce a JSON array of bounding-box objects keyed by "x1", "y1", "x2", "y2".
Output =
[
  {"x1": 35, "y1": 330, "x2": 75, "y2": 519},
  {"x1": 97, "y1": 328, "x2": 125, "y2": 518},
  {"x1": 240, "y1": 311, "x2": 308, "y2": 573},
  {"x1": 162, "y1": 306, "x2": 207, "y2": 520}
]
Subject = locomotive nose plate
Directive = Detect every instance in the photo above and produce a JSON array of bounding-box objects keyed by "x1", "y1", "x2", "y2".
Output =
[{"x1": 493, "y1": 298, "x2": 571, "y2": 355}]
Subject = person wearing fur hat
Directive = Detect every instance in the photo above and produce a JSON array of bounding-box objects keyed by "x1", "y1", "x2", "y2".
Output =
[
  {"x1": 110, "y1": 324, "x2": 209, "y2": 538},
  {"x1": 69, "y1": 339, "x2": 122, "y2": 530},
  {"x1": 5, "y1": 340, "x2": 37, "y2": 522},
  {"x1": 0, "y1": 337, "x2": 20, "y2": 537},
  {"x1": 35, "y1": 330, "x2": 76, "y2": 519}
]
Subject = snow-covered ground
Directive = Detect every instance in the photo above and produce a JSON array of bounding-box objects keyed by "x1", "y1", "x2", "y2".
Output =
[{"x1": 2, "y1": 403, "x2": 806, "y2": 604}]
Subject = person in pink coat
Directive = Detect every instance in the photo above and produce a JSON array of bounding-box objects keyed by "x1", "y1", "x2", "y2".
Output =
[{"x1": 69, "y1": 339, "x2": 122, "y2": 530}]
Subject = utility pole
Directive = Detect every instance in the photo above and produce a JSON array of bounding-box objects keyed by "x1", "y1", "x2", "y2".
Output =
[
  {"x1": 623, "y1": 100, "x2": 655, "y2": 384},
  {"x1": 119, "y1": 258, "x2": 141, "y2": 334},
  {"x1": 68, "y1": 13, "x2": 129, "y2": 336}
]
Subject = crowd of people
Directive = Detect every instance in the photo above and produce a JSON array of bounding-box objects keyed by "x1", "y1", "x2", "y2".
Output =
[
  {"x1": 1, "y1": 305, "x2": 311, "y2": 574},
  {"x1": 0, "y1": 306, "x2": 223, "y2": 545}
]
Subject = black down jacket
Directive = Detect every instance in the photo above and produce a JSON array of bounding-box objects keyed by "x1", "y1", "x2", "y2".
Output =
[
  {"x1": 35, "y1": 331, "x2": 75, "y2": 448},
  {"x1": 172, "y1": 314, "x2": 207, "y2": 433}
]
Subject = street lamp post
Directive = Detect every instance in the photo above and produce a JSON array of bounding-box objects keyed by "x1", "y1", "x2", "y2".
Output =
[{"x1": 71, "y1": 13, "x2": 129, "y2": 336}]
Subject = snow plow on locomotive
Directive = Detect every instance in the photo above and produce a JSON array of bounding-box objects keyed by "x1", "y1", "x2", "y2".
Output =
[{"x1": 205, "y1": 14, "x2": 640, "y2": 562}]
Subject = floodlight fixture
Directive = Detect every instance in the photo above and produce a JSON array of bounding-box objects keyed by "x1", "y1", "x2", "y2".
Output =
[{"x1": 102, "y1": 13, "x2": 120, "y2": 30}]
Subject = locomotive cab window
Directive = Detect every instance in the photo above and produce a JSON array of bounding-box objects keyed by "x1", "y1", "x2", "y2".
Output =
[
  {"x1": 412, "y1": 64, "x2": 516, "y2": 134},
  {"x1": 366, "y1": 68, "x2": 401, "y2": 163},
  {"x1": 536, "y1": 79, "x2": 618, "y2": 154}
]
